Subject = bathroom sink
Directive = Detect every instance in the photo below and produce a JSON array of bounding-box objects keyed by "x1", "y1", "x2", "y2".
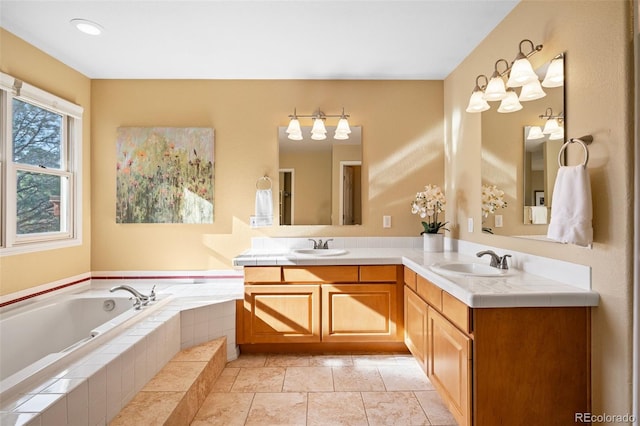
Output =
[
  {"x1": 430, "y1": 262, "x2": 512, "y2": 277},
  {"x1": 292, "y1": 249, "x2": 348, "y2": 256}
]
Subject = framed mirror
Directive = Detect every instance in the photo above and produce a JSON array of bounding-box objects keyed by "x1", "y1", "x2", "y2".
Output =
[
  {"x1": 278, "y1": 126, "x2": 362, "y2": 226},
  {"x1": 481, "y1": 53, "x2": 565, "y2": 240}
]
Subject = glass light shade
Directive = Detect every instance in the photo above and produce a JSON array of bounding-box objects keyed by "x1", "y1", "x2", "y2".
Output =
[
  {"x1": 549, "y1": 128, "x2": 565, "y2": 140},
  {"x1": 542, "y1": 118, "x2": 560, "y2": 134},
  {"x1": 311, "y1": 132, "x2": 327, "y2": 140},
  {"x1": 542, "y1": 57, "x2": 564, "y2": 88},
  {"x1": 497, "y1": 90, "x2": 523, "y2": 113},
  {"x1": 70, "y1": 18, "x2": 103, "y2": 35},
  {"x1": 518, "y1": 79, "x2": 546, "y2": 101},
  {"x1": 287, "y1": 131, "x2": 303, "y2": 141},
  {"x1": 334, "y1": 131, "x2": 349, "y2": 140},
  {"x1": 465, "y1": 90, "x2": 490, "y2": 112},
  {"x1": 506, "y1": 58, "x2": 538, "y2": 87},
  {"x1": 336, "y1": 118, "x2": 351, "y2": 135},
  {"x1": 527, "y1": 126, "x2": 545, "y2": 140},
  {"x1": 483, "y1": 76, "x2": 507, "y2": 101},
  {"x1": 286, "y1": 118, "x2": 301, "y2": 135},
  {"x1": 311, "y1": 118, "x2": 326, "y2": 135}
]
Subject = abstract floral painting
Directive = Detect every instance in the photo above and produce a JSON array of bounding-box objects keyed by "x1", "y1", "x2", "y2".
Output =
[{"x1": 116, "y1": 127, "x2": 214, "y2": 223}]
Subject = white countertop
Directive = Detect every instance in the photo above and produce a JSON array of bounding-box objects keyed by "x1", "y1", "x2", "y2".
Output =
[{"x1": 233, "y1": 247, "x2": 599, "y2": 308}]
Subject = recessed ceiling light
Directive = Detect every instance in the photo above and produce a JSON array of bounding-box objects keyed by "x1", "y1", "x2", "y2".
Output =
[{"x1": 70, "y1": 18, "x2": 103, "y2": 36}]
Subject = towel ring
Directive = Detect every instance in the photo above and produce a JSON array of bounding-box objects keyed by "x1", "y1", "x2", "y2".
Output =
[
  {"x1": 256, "y1": 175, "x2": 272, "y2": 190},
  {"x1": 558, "y1": 135, "x2": 593, "y2": 168}
]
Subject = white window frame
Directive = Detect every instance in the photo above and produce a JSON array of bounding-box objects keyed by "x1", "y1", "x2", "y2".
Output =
[{"x1": 0, "y1": 72, "x2": 83, "y2": 256}]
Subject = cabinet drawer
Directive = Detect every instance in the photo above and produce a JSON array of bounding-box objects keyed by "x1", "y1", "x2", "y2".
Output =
[
  {"x1": 360, "y1": 265, "x2": 398, "y2": 282},
  {"x1": 442, "y1": 291, "x2": 471, "y2": 333},
  {"x1": 283, "y1": 266, "x2": 358, "y2": 283},
  {"x1": 244, "y1": 266, "x2": 282, "y2": 283},
  {"x1": 403, "y1": 267, "x2": 417, "y2": 291},
  {"x1": 417, "y1": 275, "x2": 442, "y2": 311}
]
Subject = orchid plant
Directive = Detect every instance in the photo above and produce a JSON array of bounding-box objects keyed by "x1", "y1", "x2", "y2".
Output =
[
  {"x1": 481, "y1": 184, "x2": 508, "y2": 218},
  {"x1": 411, "y1": 184, "x2": 449, "y2": 234}
]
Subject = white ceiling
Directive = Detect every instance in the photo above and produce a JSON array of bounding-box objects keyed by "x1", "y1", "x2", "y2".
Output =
[{"x1": 0, "y1": 0, "x2": 519, "y2": 80}]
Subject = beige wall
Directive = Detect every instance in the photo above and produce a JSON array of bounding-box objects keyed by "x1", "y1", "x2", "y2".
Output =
[
  {"x1": 0, "y1": 29, "x2": 92, "y2": 296},
  {"x1": 444, "y1": 0, "x2": 634, "y2": 417},
  {"x1": 91, "y1": 79, "x2": 444, "y2": 270}
]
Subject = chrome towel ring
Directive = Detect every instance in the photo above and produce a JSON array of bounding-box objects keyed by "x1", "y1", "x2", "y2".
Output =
[
  {"x1": 256, "y1": 175, "x2": 272, "y2": 190},
  {"x1": 558, "y1": 135, "x2": 593, "y2": 168}
]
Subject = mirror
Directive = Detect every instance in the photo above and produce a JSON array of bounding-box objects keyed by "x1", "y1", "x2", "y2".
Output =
[
  {"x1": 278, "y1": 126, "x2": 362, "y2": 225},
  {"x1": 481, "y1": 53, "x2": 565, "y2": 239}
]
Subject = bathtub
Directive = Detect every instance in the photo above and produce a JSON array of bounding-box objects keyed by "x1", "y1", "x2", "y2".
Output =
[{"x1": 0, "y1": 293, "x2": 157, "y2": 400}]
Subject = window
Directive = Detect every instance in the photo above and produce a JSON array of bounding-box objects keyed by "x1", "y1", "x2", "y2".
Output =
[{"x1": 0, "y1": 72, "x2": 83, "y2": 255}]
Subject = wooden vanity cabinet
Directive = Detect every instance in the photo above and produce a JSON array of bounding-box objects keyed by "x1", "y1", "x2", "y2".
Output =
[
  {"x1": 402, "y1": 266, "x2": 591, "y2": 426},
  {"x1": 239, "y1": 265, "x2": 403, "y2": 345}
]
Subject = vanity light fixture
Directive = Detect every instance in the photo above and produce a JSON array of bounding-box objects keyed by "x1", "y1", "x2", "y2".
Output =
[
  {"x1": 506, "y1": 39, "x2": 543, "y2": 88},
  {"x1": 465, "y1": 75, "x2": 490, "y2": 113},
  {"x1": 542, "y1": 54, "x2": 564, "y2": 88},
  {"x1": 466, "y1": 38, "x2": 545, "y2": 113},
  {"x1": 286, "y1": 108, "x2": 351, "y2": 141},
  {"x1": 483, "y1": 59, "x2": 510, "y2": 101},
  {"x1": 539, "y1": 108, "x2": 564, "y2": 134},
  {"x1": 497, "y1": 89, "x2": 523, "y2": 113},
  {"x1": 70, "y1": 18, "x2": 104, "y2": 36},
  {"x1": 548, "y1": 128, "x2": 565, "y2": 140}
]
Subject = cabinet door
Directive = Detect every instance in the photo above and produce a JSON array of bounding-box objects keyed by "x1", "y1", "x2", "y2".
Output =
[
  {"x1": 243, "y1": 285, "x2": 321, "y2": 343},
  {"x1": 322, "y1": 284, "x2": 397, "y2": 342},
  {"x1": 428, "y1": 308, "x2": 471, "y2": 426},
  {"x1": 404, "y1": 286, "x2": 428, "y2": 372}
]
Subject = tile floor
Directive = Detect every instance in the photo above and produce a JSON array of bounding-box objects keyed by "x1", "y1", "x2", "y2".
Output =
[{"x1": 191, "y1": 353, "x2": 458, "y2": 425}]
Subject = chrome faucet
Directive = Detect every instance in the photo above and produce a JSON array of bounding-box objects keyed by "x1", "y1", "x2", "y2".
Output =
[
  {"x1": 476, "y1": 250, "x2": 511, "y2": 270},
  {"x1": 110, "y1": 285, "x2": 153, "y2": 308},
  {"x1": 308, "y1": 239, "x2": 333, "y2": 249}
]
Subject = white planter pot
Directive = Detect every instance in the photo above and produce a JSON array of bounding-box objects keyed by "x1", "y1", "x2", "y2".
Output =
[{"x1": 423, "y1": 233, "x2": 444, "y2": 252}]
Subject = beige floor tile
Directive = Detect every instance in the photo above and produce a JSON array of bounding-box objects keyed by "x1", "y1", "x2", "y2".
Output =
[
  {"x1": 414, "y1": 390, "x2": 458, "y2": 425},
  {"x1": 231, "y1": 367, "x2": 286, "y2": 392},
  {"x1": 244, "y1": 392, "x2": 307, "y2": 425},
  {"x1": 221, "y1": 367, "x2": 241, "y2": 377},
  {"x1": 191, "y1": 392, "x2": 254, "y2": 426},
  {"x1": 211, "y1": 374, "x2": 237, "y2": 392},
  {"x1": 307, "y1": 392, "x2": 368, "y2": 426},
  {"x1": 362, "y1": 391, "x2": 430, "y2": 425},
  {"x1": 332, "y1": 366, "x2": 386, "y2": 391},
  {"x1": 378, "y1": 365, "x2": 434, "y2": 391},
  {"x1": 226, "y1": 354, "x2": 267, "y2": 368},
  {"x1": 283, "y1": 367, "x2": 334, "y2": 392},
  {"x1": 351, "y1": 354, "x2": 399, "y2": 367},
  {"x1": 309, "y1": 354, "x2": 353, "y2": 367},
  {"x1": 265, "y1": 353, "x2": 312, "y2": 367}
]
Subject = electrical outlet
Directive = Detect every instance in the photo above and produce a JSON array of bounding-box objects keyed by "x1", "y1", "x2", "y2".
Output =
[
  {"x1": 495, "y1": 215, "x2": 503, "y2": 227},
  {"x1": 467, "y1": 218, "x2": 474, "y2": 232},
  {"x1": 383, "y1": 215, "x2": 392, "y2": 228}
]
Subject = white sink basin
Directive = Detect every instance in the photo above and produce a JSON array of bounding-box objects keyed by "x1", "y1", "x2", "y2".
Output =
[
  {"x1": 292, "y1": 249, "x2": 348, "y2": 257},
  {"x1": 430, "y1": 262, "x2": 512, "y2": 277}
]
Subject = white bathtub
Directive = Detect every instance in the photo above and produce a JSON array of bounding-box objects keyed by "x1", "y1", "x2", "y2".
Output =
[{"x1": 0, "y1": 293, "x2": 154, "y2": 400}]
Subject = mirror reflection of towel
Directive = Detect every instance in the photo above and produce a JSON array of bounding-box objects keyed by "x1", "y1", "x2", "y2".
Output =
[
  {"x1": 254, "y1": 189, "x2": 273, "y2": 227},
  {"x1": 531, "y1": 206, "x2": 548, "y2": 224},
  {"x1": 547, "y1": 166, "x2": 593, "y2": 246}
]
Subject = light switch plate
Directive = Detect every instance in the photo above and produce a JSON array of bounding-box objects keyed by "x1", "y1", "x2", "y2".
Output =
[
  {"x1": 495, "y1": 215, "x2": 503, "y2": 227},
  {"x1": 383, "y1": 215, "x2": 392, "y2": 228},
  {"x1": 467, "y1": 218, "x2": 473, "y2": 232}
]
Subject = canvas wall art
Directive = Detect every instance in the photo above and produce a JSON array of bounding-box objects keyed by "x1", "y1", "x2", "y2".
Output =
[{"x1": 116, "y1": 127, "x2": 214, "y2": 224}]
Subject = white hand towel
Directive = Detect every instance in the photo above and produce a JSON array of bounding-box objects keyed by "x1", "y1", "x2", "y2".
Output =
[
  {"x1": 546, "y1": 165, "x2": 593, "y2": 246},
  {"x1": 254, "y1": 188, "x2": 273, "y2": 227},
  {"x1": 531, "y1": 206, "x2": 548, "y2": 224}
]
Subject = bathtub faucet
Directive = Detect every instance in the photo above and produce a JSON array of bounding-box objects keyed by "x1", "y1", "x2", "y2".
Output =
[{"x1": 110, "y1": 285, "x2": 153, "y2": 309}]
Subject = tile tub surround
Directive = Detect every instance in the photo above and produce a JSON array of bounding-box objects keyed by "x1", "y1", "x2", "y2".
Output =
[
  {"x1": 0, "y1": 277, "x2": 243, "y2": 425},
  {"x1": 191, "y1": 352, "x2": 457, "y2": 425},
  {"x1": 234, "y1": 237, "x2": 599, "y2": 308}
]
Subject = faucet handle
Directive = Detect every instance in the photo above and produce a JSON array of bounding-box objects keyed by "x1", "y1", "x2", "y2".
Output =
[
  {"x1": 148, "y1": 285, "x2": 157, "y2": 301},
  {"x1": 323, "y1": 239, "x2": 333, "y2": 249},
  {"x1": 308, "y1": 238, "x2": 318, "y2": 249},
  {"x1": 500, "y1": 254, "x2": 512, "y2": 270}
]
